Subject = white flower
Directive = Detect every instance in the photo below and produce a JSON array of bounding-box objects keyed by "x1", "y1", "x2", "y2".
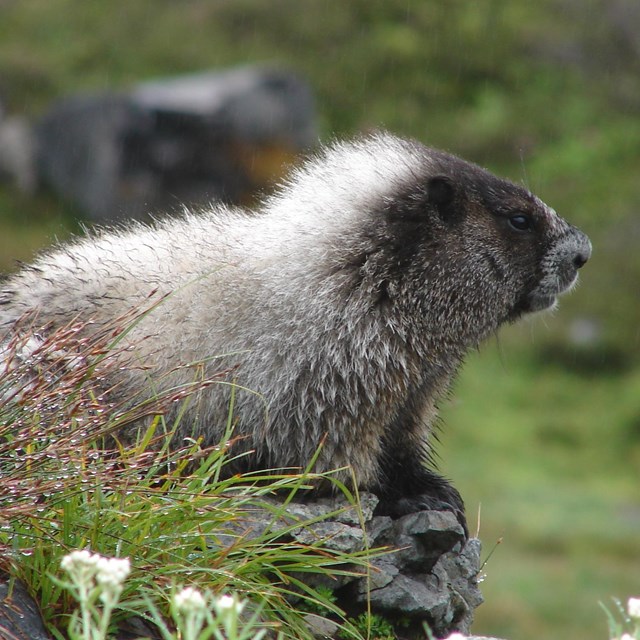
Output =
[
  {"x1": 619, "y1": 634, "x2": 634, "y2": 640},
  {"x1": 215, "y1": 593, "x2": 245, "y2": 617},
  {"x1": 61, "y1": 550, "x2": 130, "y2": 595},
  {"x1": 61, "y1": 549, "x2": 100, "y2": 585},
  {"x1": 628, "y1": 597, "x2": 640, "y2": 620},
  {"x1": 216, "y1": 594, "x2": 235, "y2": 610},
  {"x1": 444, "y1": 634, "x2": 467, "y2": 640},
  {"x1": 174, "y1": 586, "x2": 206, "y2": 614},
  {"x1": 61, "y1": 549, "x2": 95, "y2": 571},
  {"x1": 95, "y1": 556, "x2": 130, "y2": 588}
]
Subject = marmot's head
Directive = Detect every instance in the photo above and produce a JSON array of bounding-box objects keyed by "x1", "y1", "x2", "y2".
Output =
[
  {"x1": 413, "y1": 147, "x2": 591, "y2": 313},
  {"x1": 382, "y1": 142, "x2": 590, "y2": 342},
  {"x1": 300, "y1": 134, "x2": 591, "y2": 346}
]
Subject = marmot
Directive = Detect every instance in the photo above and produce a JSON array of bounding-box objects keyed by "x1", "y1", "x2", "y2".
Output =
[{"x1": 0, "y1": 133, "x2": 591, "y2": 530}]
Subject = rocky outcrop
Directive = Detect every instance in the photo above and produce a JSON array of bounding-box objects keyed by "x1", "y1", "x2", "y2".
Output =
[
  {"x1": 0, "y1": 493, "x2": 484, "y2": 639},
  {"x1": 210, "y1": 492, "x2": 483, "y2": 638}
]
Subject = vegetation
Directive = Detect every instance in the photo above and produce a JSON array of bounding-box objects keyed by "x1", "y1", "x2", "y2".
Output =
[
  {"x1": 0, "y1": 1, "x2": 638, "y2": 639},
  {"x1": 602, "y1": 597, "x2": 640, "y2": 640},
  {"x1": 0, "y1": 317, "x2": 380, "y2": 640}
]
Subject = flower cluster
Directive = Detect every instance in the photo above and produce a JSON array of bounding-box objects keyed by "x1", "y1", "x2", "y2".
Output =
[
  {"x1": 59, "y1": 552, "x2": 264, "y2": 640},
  {"x1": 174, "y1": 586, "x2": 206, "y2": 613},
  {"x1": 60, "y1": 550, "x2": 131, "y2": 640},
  {"x1": 171, "y1": 588, "x2": 260, "y2": 640},
  {"x1": 61, "y1": 549, "x2": 130, "y2": 590},
  {"x1": 214, "y1": 593, "x2": 245, "y2": 620},
  {"x1": 614, "y1": 596, "x2": 640, "y2": 640}
]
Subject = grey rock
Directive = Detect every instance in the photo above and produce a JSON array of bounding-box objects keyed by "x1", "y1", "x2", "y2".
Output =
[
  {"x1": 36, "y1": 66, "x2": 316, "y2": 221},
  {"x1": 292, "y1": 520, "x2": 364, "y2": 554},
  {"x1": 303, "y1": 613, "x2": 341, "y2": 639},
  {"x1": 365, "y1": 514, "x2": 394, "y2": 546},
  {"x1": 396, "y1": 510, "x2": 465, "y2": 547},
  {"x1": 278, "y1": 491, "x2": 378, "y2": 527},
  {"x1": 207, "y1": 495, "x2": 483, "y2": 636},
  {"x1": 439, "y1": 537, "x2": 485, "y2": 616},
  {"x1": 0, "y1": 574, "x2": 53, "y2": 640},
  {"x1": 259, "y1": 495, "x2": 483, "y2": 636},
  {"x1": 131, "y1": 66, "x2": 315, "y2": 148},
  {"x1": 314, "y1": 491, "x2": 379, "y2": 525},
  {"x1": 352, "y1": 521, "x2": 481, "y2": 637},
  {"x1": 0, "y1": 114, "x2": 37, "y2": 193},
  {"x1": 393, "y1": 510, "x2": 466, "y2": 573},
  {"x1": 366, "y1": 571, "x2": 451, "y2": 618},
  {"x1": 357, "y1": 557, "x2": 399, "y2": 591},
  {"x1": 37, "y1": 94, "x2": 150, "y2": 220}
]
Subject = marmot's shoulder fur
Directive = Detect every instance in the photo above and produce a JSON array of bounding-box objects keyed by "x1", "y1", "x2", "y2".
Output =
[{"x1": 0, "y1": 132, "x2": 591, "y2": 529}]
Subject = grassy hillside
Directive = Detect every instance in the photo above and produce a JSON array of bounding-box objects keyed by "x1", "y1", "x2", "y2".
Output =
[
  {"x1": 1, "y1": 2, "x2": 638, "y2": 639},
  {"x1": 441, "y1": 339, "x2": 640, "y2": 638}
]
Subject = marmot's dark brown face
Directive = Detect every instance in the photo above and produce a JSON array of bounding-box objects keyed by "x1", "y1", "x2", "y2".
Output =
[
  {"x1": 380, "y1": 150, "x2": 591, "y2": 343},
  {"x1": 470, "y1": 171, "x2": 591, "y2": 315}
]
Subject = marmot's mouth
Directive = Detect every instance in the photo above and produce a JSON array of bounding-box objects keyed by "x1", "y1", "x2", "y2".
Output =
[
  {"x1": 523, "y1": 293, "x2": 559, "y2": 313},
  {"x1": 523, "y1": 270, "x2": 579, "y2": 314},
  {"x1": 520, "y1": 230, "x2": 590, "y2": 316}
]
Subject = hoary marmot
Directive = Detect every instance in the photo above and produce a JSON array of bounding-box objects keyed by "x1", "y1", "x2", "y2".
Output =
[{"x1": 0, "y1": 133, "x2": 591, "y2": 530}]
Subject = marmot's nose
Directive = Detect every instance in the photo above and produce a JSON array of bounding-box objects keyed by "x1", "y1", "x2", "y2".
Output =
[{"x1": 572, "y1": 232, "x2": 592, "y2": 269}]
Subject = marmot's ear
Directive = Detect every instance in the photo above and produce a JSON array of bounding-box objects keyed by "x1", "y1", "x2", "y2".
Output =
[
  {"x1": 427, "y1": 176, "x2": 459, "y2": 225},
  {"x1": 427, "y1": 176, "x2": 455, "y2": 207}
]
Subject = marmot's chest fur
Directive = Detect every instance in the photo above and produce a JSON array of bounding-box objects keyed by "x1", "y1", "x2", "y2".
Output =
[{"x1": 0, "y1": 133, "x2": 591, "y2": 531}]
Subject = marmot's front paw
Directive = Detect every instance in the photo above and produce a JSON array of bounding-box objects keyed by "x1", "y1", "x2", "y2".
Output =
[{"x1": 376, "y1": 480, "x2": 468, "y2": 537}]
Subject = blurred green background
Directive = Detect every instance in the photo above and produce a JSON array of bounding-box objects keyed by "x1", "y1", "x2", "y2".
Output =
[{"x1": 0, "y1": 1, "x2": 638, "y2": 639}]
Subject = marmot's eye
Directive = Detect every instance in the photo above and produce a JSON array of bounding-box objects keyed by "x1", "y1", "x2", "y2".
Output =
[{"x1": 508, "y1": 214, "x2": 533, "y2": 232}]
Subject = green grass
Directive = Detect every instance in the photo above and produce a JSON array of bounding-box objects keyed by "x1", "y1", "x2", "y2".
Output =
[
  {"x1": 439, "y1": 329, "x2": 640, "y2": 640},
  {"x1": 0, "y1": 320, "x2": 382, "y2": 640}
]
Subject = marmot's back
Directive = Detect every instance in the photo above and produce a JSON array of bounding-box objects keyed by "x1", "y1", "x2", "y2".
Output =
[{"x1": 0, "y1": 132, "x2": 591, "y2": 531}]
